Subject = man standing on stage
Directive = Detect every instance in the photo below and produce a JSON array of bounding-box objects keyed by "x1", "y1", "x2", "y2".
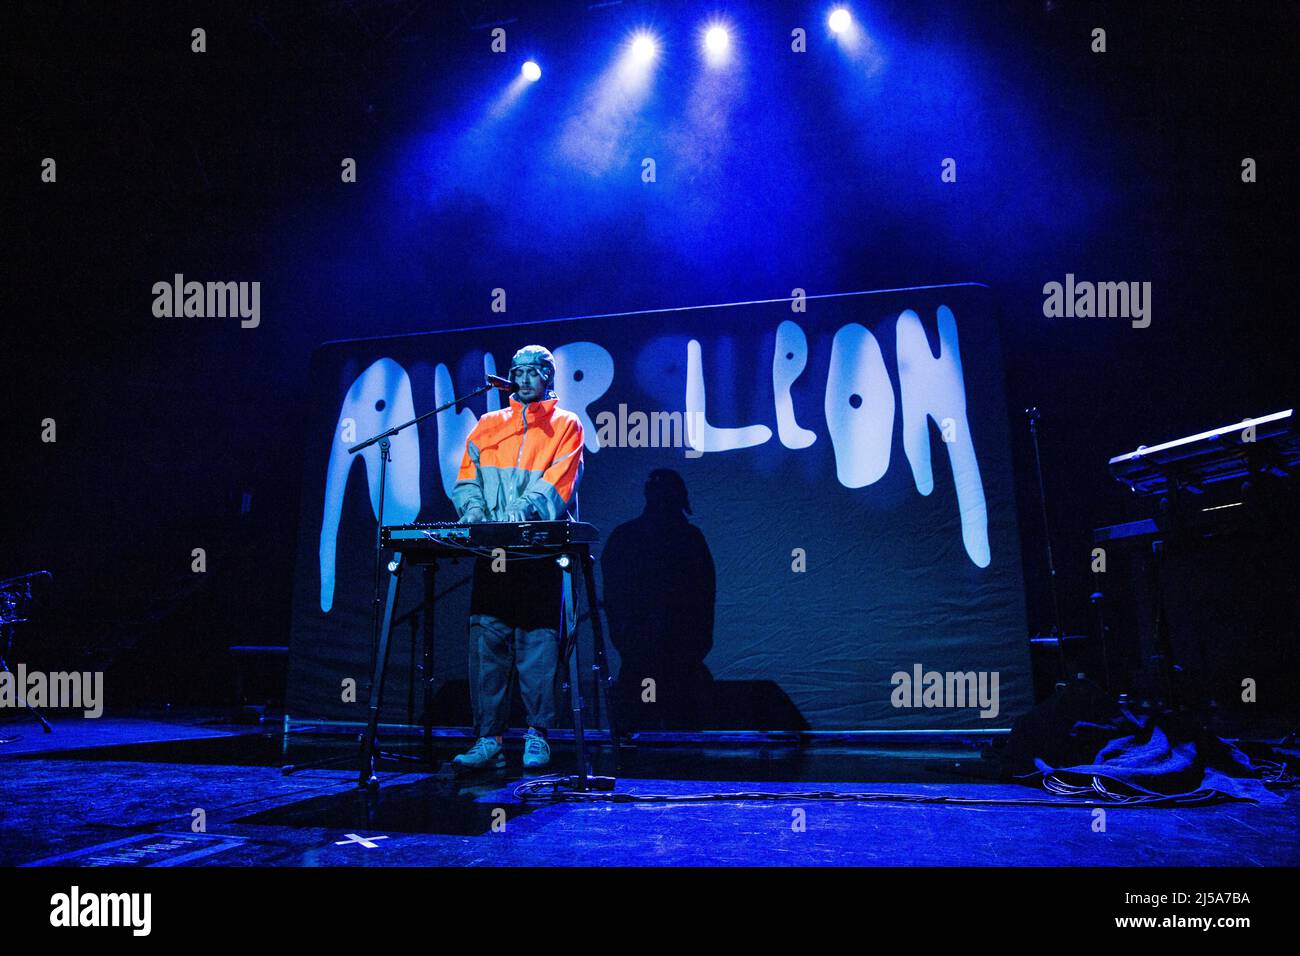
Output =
[{"x1": 450, "y1": 345, "x2": 584, "y2": 770}]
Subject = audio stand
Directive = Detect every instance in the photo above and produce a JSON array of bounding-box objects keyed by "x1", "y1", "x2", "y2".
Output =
[
  {"x1": 581, "y1": 548, "x2": 620, "y2": 755},
  {"x1": 351, "y1": 379, "x2": 503, "y2": 690},
  {"x1": 554, "y1": 545, "x2": 616, "y2": 793},
  {"x1": 0, "y1": 571, "x2": 54, "y2": 741},
  {"x1": 0, "y1": 632, "x2": 53, "y2": 737},
  {"x1": 348, "y1": 378, "x2": 515, "y2": 788},
  {"x1": 1026, "y1": 407, "x2": 1072, "y2": 683},
  {"x1": 283, "y1": 378, "x2": 509, "y2": 782}
]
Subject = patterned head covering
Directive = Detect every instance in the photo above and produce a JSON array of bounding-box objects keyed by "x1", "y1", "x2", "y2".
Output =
[{"x1": 509, "y1": 344, "x2": 555, "y2": 385}]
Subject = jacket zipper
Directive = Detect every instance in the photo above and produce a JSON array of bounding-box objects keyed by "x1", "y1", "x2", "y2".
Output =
[{"x1": 513, "y1": 402, "x2": 529, "y2": 507}]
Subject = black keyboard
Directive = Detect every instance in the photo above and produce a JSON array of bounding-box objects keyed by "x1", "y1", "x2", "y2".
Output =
[{"x1": 381, "y1": 520, "x2": 599, "y2": 552}]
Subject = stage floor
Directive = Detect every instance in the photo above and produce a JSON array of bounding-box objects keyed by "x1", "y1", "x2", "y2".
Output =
[{"x1": 1, "y1": 715, "x2": 1295, "y2": 867}]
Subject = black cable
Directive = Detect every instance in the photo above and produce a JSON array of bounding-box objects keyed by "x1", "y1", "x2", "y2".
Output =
[{"x1": 511, "y1": 776, "x2": 1235, "y2": 809}]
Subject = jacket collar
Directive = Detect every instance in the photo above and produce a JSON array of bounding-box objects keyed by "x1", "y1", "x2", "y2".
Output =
[{"x1": 509, "y1": 392, "x2": 557, "y2": 424}]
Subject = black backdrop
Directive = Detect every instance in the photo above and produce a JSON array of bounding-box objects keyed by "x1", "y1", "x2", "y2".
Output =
[
  {"x1": 287, "y1": 283, "x2": 1031, "y2": 731},
  {"x1": 9, "y1": 4, "x2": 1296, "y2": 717}
]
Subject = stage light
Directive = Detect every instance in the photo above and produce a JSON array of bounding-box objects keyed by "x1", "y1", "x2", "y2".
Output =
[
  {"x1": 559, "y1": 28, "x2": 660, "y2": 175},
  {"x1": 829, "y1": 7, "x2": 852, "y2": 33},
  {"x1": 521, "y1": 60, "x2": 541, "y2": 82},
  {"x1": 705, "y1": 26, "x2": 730, "y2": 57},
  {"x1": 631, "y1": 32, "x2": 658, "y2": 63}
]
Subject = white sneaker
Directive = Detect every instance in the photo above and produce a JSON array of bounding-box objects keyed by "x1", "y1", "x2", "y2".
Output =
[
  {"x1": 452, "y1": 736, "x2": 505, "y2": 769},
  {"x1": 522, "y1": 729, "x2": 551, "y2": 769}
]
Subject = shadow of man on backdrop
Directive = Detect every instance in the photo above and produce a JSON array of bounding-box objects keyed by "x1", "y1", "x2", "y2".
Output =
[{"x1": 601, "y1": 469, "x2": 715, "y2": 731}]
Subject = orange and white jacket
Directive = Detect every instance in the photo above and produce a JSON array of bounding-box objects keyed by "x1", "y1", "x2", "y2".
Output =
[{"x1": 453, "y1": 393, "x2": 584, "y2": 523}]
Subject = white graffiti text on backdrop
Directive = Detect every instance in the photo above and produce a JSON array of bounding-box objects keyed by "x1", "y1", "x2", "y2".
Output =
[{"x1": 318, "y1": 307, "x2": 989, "y2": 611}]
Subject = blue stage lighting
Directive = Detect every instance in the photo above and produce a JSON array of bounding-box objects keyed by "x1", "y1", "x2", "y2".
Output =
[
  {"x1": 522, "y1": 60, "x2": 541, "y2": 82},
  {"x1": 829, "y1": 7, "x2": 852, "y2": 34},
  {"x1": 705, "y1": 26, "x2": 730, "y2": 57},
  {"x1": 631, "y1": 33, "x2": 658, "y2": 63}
]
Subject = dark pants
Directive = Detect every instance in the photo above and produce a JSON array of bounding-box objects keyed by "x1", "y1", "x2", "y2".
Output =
[{"x1": 467, "y1": 557, "x2": 562, "y2": 738}]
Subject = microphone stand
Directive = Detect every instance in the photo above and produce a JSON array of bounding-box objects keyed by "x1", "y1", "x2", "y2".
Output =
[
  {"x1": 1026, "y1": 407, "x2": 1070, "y2": 683},
  {"x1": 350, "y1": 379, "x2": 507, "y2": 686},
  {"x1": 0, "y1": 571, "x2": 54, "y2": 742},
  {"x1": 282, "y1": 379, "x2": 509, "y2": 780},
  {"x1": 282, "y1": 377, "x2": 514, "y2": 780}
]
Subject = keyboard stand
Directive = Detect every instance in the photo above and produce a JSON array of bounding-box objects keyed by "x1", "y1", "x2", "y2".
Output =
[
  {"x1": 358, "y1": 552, "x2": 432, "y2": 788},
  {"x1": 358, "y1": 542, "x2": 618, "y2": 791},
  {"x1": 557, "y1": 544, "x2": 619, "y2": 792}
]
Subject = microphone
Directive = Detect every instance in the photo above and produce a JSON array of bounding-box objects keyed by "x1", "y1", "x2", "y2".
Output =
[{"x1": 486, "y1": 374, "x2": 517, "y2": 393}]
